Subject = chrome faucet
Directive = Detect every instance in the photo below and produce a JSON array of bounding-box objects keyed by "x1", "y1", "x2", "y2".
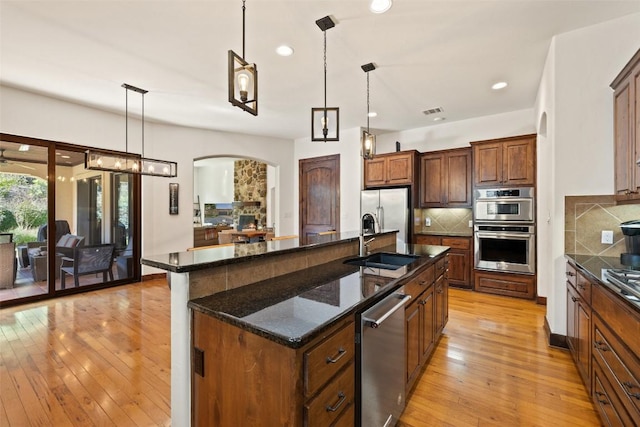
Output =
[
  {"x1": 360, "y1": 212, "x2": 378, "y2": 256},
  {"x1": 363, "y1": 237, "x2": 375, "y2": 256}
]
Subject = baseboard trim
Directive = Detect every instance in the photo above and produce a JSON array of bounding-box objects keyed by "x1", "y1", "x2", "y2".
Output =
[
  {"x1": 544, "y1": 316, "x2": 568, "y2": 349},
  {"x1": 536, "y1": 296, "x2": 547, "y2": 305}
]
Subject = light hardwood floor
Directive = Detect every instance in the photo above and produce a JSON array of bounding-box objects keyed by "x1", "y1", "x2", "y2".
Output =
[{"x1": 0, "y1": 280, "x2": 600, "y2": 426}]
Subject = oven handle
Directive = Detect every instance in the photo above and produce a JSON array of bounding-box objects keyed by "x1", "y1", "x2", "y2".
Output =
[
  {"x1": 475, "y1": 197, "x2": 533, "y2": 203},
  {"x1": 475, "y1": 232, "x2": 533, "y2": 239}
]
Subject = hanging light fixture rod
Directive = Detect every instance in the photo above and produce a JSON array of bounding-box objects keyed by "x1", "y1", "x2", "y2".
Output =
[
  {"x1": 228, "y1": 0, "x2": 258, "y2": 115},
  {"x1": 121, "y1": 83, "x2": 148, "y2": 94}
]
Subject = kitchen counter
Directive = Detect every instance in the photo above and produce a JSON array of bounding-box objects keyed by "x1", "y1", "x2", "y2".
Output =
[
  {"x1": 142, "y1": 229, "x2": 398, "y2": 273},
  {"x1": 565, "y1": 253, "x2": 640, "y2": 311},
  {"x1": 189, "y1": 244, "x2": 449, "y2": 348}
]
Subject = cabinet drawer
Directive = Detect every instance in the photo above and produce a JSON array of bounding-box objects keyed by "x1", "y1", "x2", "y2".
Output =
[
  {"x1": 565, "y1": 263, "x2": 577, "y2": 287},
  {"x1": 436, "y1": 257, "x2": 447, "y2": 277},
  {"x1": 414, "y1": 235, "x2": 441, "y2": 246},
  {"x1": 304, "y1": 362, "x2": 355, "y2": 427},
  {"x1": 593, "y1": 316, "x2": 640, "y2": 419},
  {"x1": 576, "y1": 271, "x2": 592, "y2": 305},
  {"x1": 405, "y1": 264, "x2": 435, "y2": 300},
  {"x1": 593, "y1": 361, "x2": 635, "y2": 427},
  {"x1": 441, "y1": 237, "x2": 470, "y2": 250},
  {"x1": 304, "y1": 323, "x2": 354, "y2": 397}
]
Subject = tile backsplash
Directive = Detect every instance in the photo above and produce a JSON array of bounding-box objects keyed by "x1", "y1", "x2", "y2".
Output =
[
  {"x1": 414, "y1": 208, "x2": 473, "y2": 235},
  {"x1": 565, "y1": 195, "x2": 640, "y2": 256}
]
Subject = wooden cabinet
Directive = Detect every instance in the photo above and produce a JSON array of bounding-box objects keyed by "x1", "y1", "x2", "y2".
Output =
[
  {"x1": 192, "y1": 312, "x2": 355, "y2": 426},
  {"x1": 591, "y1": 282, "x2": 640, "y2": 425},
  {"x1": 474, "y1": 270, "x2": 536, "y2": 299},
  {"x1": 415, "y1": 235, "x2": 472, "y2": 289},
  {"x1": 364, "y1": 150, "x2": 418, "y2": 188},
  {"x1": 565, "y1": 263, "x2": 591, "y2": 392},
  {"x1": 405, "y1": 255, "x2": 448, "y2": 394},
  {"x1": 471, "y1": 134, "x2": 536, "y2": 188},
  {"x1": 565, "y1": 258, "x2": 640, "y2": 426},
  {"x1": 419, "y1": 147, "x2": 472, "y2": 207},
  {"x1": 611, "y1": 48, "x2": 640, "y2": 203}
]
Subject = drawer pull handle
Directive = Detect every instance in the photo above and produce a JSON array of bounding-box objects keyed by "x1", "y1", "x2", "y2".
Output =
[
  {"x1": 593, "y1": 341, "x2": 609, "y2": 351},
  {"x1": 571, "y1": 296, "x2": 578, "y2": 302},
  {"x1": 566, "y1": 271, "x2": 576, "y2": 277},
  {"x1": 577, "y1": 284, "x2": 586, "y2": 290},
  {"x1": 419, "y1": 280, "x2": 428, "y2": 286},
  {"x1": 326, "y1": 348, "x2": 346, "y2": 364},
  {"x1": 623, "y1": 382, "x2": 640, "y2": 400},
  {"x1": 595, "y1": 391, "x2": 609, "y2": 405},
  {"x1": 325, "y1": 391, "x2": 346, "y2": 412}
]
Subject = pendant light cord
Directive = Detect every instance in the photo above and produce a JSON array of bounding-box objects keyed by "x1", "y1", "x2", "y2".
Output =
[
  {"x1": 141, "y1": 91, "x2": 145, "y2": 158},
  {"x1": 125, "y1": 87, "x2": 128, "y2": 154},
  {"x1": 242, "y1": 0, "x2": 246, "y2": 59},
  {"x1": 366, "y1": 72, "x2": 370, "y2": 132}
]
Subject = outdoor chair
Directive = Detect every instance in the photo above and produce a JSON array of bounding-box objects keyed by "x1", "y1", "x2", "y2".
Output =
[{"x1": 60, "y1": 243, "x2": 115, "y2": 289}]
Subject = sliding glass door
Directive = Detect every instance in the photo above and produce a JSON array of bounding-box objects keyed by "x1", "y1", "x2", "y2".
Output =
[{"x1": 0, "y1": 134, "x2": 141, "y2": 307}]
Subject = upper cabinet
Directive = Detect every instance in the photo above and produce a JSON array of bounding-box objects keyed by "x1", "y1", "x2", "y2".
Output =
[
  {"x1": 364, "y1": 150, "x2": 418, "y2": 188},
  {"x1": 611, "y1": 48, "x2": 640, "y2": 203},
  {"x1": 420, "y1": 147, "x2": 472, "y2": 207},
  {"x1": 470, "y1": 134, "x2": 536, "y2": 188}
]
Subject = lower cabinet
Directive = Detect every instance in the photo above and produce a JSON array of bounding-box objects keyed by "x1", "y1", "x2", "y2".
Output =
[
  {"x1": 415, "y1": 234, "x2": 471, "y2": 289},
  {"x1": 192, "y1": 312, "x2": 355, "y2": 426},
  {"x1": 405, "y1": 255, "x2": 449, "y2": 394},
  {"x1": 474, "y1": 269, "x2": 536, "y2": 299},
  {"x1": 565, "y1": 259, "x2": 640, "y2": 426},
  {"x1": 565, "y1": 263, "x2": 591, "y2": 393}
]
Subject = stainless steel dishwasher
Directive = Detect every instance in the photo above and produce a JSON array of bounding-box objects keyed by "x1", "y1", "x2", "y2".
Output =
[{"x1": 360, "y1": 289, "x2": 411, "y2": 427}]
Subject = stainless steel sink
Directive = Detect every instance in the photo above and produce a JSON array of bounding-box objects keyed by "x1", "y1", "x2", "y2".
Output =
[{"x1": 344, "y1": 252, "x2": 420, "y2": 270}]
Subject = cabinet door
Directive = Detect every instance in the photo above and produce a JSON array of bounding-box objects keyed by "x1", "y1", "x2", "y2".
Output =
[
  {"x1": 387, "y1": 153, "x2": 414, "y2": 185},
  {"x1": 566, "y1": 285, "x2": 577, "y2": 355},
  {"x1": 420, "y1": 287, "x2": 435, "y2": 363},
  {"x1": 446, "y1": 249, "x2": 469, "y2": 288},
  {"x1": 445, "y1": 149, "x2": 472, "y2": 206},
  {"x1": 364, "y1": 157, "x2": 387, "y2": 187},
  {"x1": 576, "y1": 299, "x2": 591, "y2": 393},
  {"x1": 502, "y1": 137, "x2": 535, "y2": 186},
  {"x1": 435, "y1": 275, "x2": 446, "y2": 335},
  {"x1": 473, "y1": 142, "x2": 503, "y2": 186},
  {"x1": 420, "y1": 153, "x2": 444, "y2": 207},
  {"x1": 405, "y1": 300, "x2": 421, "y2": 389}
]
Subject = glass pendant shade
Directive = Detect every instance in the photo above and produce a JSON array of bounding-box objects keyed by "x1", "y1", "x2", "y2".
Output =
[
  {"x1": 362, "y1": 131, "x2": 376, "y2": 160},
  {"x1": 228, "y1": 50, "x2": 258, "y2": 115},
  {"x1": 85, "y1": 151, "x2": 178, "y2": 177},
  {"x1": 312, "y1": 107, "x2": 339, "y2": 141}
]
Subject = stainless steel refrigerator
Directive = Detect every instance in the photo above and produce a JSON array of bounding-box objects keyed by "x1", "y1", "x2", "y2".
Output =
[{"x1": 361, "y1": 188, "x2": 409, "y2": 245}]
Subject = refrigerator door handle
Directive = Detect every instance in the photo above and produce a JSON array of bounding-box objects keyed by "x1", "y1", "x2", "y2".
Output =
[{"x1": 377, "y1": 206, "x2": 384, "y2": 231}]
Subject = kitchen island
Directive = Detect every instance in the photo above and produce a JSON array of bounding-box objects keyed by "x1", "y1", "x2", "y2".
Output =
[{"x1": 142, "y1": 230, "x2": 434, "y2": 426}]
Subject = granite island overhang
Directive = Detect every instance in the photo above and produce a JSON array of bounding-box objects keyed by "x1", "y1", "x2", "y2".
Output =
[{"x1": 141, "y1": 230, "x2": 449, "y2": 426}]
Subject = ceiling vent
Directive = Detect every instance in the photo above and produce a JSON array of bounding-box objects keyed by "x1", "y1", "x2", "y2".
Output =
[{"x1": 422, "y1": 107, "x2": 443, "y2": 115}]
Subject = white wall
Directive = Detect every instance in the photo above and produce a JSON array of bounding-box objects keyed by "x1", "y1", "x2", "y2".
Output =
[
  {"x1": 376, "y1": 109, "x2": 535, "y2": 153},
  {"x1": 0, "y1": 85, "x2": 296, "y2": 273},
  {"x1": 537, "y1": 12, "x2": 640, "y2": 336},
  {"x1": 194, "y1": 158, "x2": 235, "y2": 204}
]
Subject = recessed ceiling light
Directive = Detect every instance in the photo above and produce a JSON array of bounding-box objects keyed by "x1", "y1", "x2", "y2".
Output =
[
  {"x1": 276, "y1": 45, "x2": 294, "y2": 57},
  {"x1": 18, "y1": 144, "x2": 30, "y2": 151},
  {"x1": 368, "y1": 111, "x2": 377, "y2": 118},
  {"x1": 433, "y1": 117, "x2": 445, "y2": 121},
  {"x1": 492, "y1": 81, "x2": 508, "y2": 90},
  {"x1": 61, "y1": 155, "x2": 70, "y2": 159},
  {"x1": 370, "y1": 0, "x2": 392, "y2": 13}
]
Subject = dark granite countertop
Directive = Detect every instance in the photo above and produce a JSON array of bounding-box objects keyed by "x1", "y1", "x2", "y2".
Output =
[
  {"x1": 189, "y1": 244, "x2": 449, "y2": 348},
  {"x1": 141, "y1": 230, "x2": 398, "y2": 273},
  {"x1": 565, "y1": 254, "x2": 640, "y2": 312}
]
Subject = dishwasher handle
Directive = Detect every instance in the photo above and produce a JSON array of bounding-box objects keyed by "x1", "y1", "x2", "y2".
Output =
[{"x1": 363, "y1": 294, "x2": 411, "y2": 328}]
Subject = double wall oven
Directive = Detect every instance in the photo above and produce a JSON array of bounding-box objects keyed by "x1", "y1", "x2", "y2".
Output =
[{"x1": 474, "y1": 187, "x2": 536, "y2": 275}]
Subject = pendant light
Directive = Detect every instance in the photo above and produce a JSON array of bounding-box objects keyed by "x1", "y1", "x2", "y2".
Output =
[
  {"x1": 228, "y1": 0, "x2": 258, "y2": 116},
  {"x1": 85, "y1": 83, "x2": 178, "y2": 177},
  {"x1": 311, "y1": 16, "x2": 339, "y2": 142},
  {"x1": 361, "y1": 62, "x2": 377, "y2": 159}
]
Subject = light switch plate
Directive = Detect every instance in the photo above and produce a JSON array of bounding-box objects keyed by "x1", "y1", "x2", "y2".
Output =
[
  {"x1": 601, "y1": 230, "x2": 614, "y2": 244},
  {"x1": 425, "y1": 217, "x2": 431, "y2": 227}
]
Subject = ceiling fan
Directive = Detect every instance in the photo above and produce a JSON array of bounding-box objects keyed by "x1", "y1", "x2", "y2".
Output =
[{"x1": 0, "y1": 149, "x2": 35, "y2": 170}]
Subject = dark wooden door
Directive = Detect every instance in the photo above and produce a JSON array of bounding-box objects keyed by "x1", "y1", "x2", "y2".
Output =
[{"x1": 299, "y1": 154, "x2": 340, "y2": 244}]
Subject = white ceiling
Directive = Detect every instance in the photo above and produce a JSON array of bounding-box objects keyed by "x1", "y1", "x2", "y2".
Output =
[{"x1": 2, "y1": 1, "x2": 639, "y2": 141}]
